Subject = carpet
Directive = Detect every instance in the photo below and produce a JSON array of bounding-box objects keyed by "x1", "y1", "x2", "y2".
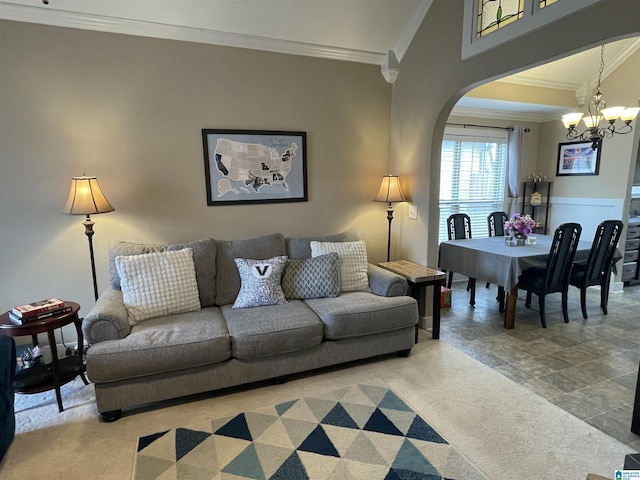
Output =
[{"x1": 133, "y1": 381, "x2": 486, "y2": 479}]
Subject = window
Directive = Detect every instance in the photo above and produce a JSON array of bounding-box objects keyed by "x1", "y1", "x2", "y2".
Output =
[
  {"x1": 477, "y1": 0, "x2": 525, "y2": 39},
  {"x1": 462, "y1": 0, "x2": 602, "y2": 59},
  {"x1": 439, "y1": 127, "x2": 508, "y2": 243},
  {"x1": 538, "y1": 0, "x2": 559, "y2": 8}
]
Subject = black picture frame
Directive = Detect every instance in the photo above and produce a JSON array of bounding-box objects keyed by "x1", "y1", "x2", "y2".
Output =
[
  {"x1": 202, "y1": 129, "x2": 307, "y2": 205},
  {"x1": 556, "y1": 140, "x2": 602, "y2": 176}
]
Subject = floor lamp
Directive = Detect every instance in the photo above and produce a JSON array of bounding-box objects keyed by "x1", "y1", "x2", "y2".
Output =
[
  {"x1": 373, "y1": 175, "x2": 406, "y2": 262},
  {"x1": 62, "y1": 174, "x2": 115, "y2": 301}
]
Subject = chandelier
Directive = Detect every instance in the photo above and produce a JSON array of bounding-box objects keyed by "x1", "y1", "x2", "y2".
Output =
[{"x1": 561, "y1": 45, "x2": 639, "y2": 149}]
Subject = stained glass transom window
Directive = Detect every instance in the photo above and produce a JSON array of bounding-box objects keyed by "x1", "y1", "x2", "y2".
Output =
[
  {"x1": 539, "y1": 0, "x2": 559, "y2": 8},
  {"x1": 477, "y1": 0, "x2": 525, "y2": 38}
]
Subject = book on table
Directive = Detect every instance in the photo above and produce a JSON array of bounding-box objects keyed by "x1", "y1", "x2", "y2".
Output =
[
  {"x1": 11, "y1": 298, "x2": 65, "y2": 319},
  {"x1": 7, "y1": 305, "x2": 72, "y2": 325}
]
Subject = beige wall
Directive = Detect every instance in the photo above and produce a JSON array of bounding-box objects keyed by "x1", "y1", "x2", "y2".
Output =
[
  {"x1": 0, "y1": 20, "x2": 393, "y2": 322},
  {"x1": 391, "y1": 0, "x2": 640, "y2": 270}
]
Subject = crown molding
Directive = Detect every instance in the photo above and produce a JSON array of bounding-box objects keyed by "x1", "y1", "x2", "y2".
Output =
[
  {"x1": 495, "y1": 76, "x2": 580, "y2": 91},
  {"x1": 450, "y1": 105, "x2": 561, "y2": 123},
  {"x1": 0, "y1": 2, "x2": 385, "y2": 65}
]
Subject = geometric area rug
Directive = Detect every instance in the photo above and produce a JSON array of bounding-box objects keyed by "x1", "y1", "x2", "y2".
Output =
[{"x1": 133, "y1": 382, "x2": 487, "y2": 480}]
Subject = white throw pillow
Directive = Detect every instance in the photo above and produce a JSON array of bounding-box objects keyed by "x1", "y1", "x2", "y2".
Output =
[
  {"x1": 116, "y1": 248, "x2": 201, "y2": 324},
  {"x1": 310, "y1": 240, "x2": 370, "y2": 292}
]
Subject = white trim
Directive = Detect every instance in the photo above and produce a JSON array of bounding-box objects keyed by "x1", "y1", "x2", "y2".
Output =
[
  {"x1": 0, "y1": 2, "x2": 384, "y2": 65},
  {"x1": 451, "y1": 105, "x2": 558, "y2": 122},
  {"x1": 495, "y1": 76, "x2": 580, "y2": 91},
  {"x1": 549, "y1": 196, "x2": 624, "y2": 209}
]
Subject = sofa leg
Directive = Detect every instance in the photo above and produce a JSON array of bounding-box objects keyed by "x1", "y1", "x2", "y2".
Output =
[
  {"x1": 273, "y1": 376, "x2": 289, "y2": 385},
  {"x1": 397, "y1": 349, "x2": 412, "y2": 358},
  {"x1": 100, "y1": 409, "x2": 122, "y2": 422}
]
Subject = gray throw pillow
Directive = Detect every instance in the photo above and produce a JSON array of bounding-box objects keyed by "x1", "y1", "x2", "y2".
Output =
[
  {"x1": 232, "y1": 256, "x2": 288, "y2": 308},
  {"x1": 109, "y1": 241, "x2": 165, "y2": 288},
  {"x1": 281, "y1": 253, "x2": 340, "y2": 299},
  {"x1": 167, "y1": 238, "x2": 217, "y2": 307}
]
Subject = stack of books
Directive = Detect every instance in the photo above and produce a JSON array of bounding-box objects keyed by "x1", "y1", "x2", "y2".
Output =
[{"x1": 7, "y1": 298, "x2": 71, "y2": 325}]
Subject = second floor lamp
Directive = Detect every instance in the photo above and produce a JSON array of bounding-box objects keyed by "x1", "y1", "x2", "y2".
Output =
[
  {"x1": 62, "y1": 174, "x2": 115, "y2": 301},
  {"x1": 374, "y1": 175, "x2": 406, "y2": 262}
]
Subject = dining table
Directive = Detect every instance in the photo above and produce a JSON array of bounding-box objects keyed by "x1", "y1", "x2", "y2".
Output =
[{"x1": 438, "y1": 235, "x2": 594, "y2": 329}]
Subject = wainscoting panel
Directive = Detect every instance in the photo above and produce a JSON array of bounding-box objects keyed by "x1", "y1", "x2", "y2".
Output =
[{"x1": 550, "y1": 196, "x2": 626, "y2": 292}]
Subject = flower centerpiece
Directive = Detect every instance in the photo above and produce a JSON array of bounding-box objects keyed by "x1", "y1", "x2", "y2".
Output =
[{"x1": 504, "y1": 213, "x2": 536, "y2": 239}]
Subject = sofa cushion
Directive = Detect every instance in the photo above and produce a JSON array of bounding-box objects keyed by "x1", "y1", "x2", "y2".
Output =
[
  {"x1": 116, "y1": 248, "x2": 201, "y2": 324},
  {"x1": 286, "y1": 228, "x2": 361, "y2": 259},
  {"x1": 85, "y1": 307, "x2": 231, "y2": 383},
  {"x1": 109, "y1": 240, "x2": 165, "y2": 288},
  {"x1": 233, "y1": 256, "x2": 288, "y2": 308},
  {"x1": 167, "y1": 238, "x2": 217, "y2": 307},
  {"x1": 221, "y1": 301, "x2": 323, "y2": 360},
  {"x1": 310, "y1": 240, "x2": 370, "y2": 293},
  {"x1": 281, "y1": 253, "x2": 340, "y2": 299},
  {"x1": 304, "y1": 292, "x2": 418, "y2": 340},
  {"x1": 216, "y1": 233, "x2": 287, "y2": 306}
]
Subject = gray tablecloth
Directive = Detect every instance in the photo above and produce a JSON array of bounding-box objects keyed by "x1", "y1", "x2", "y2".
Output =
[{"x1": 438, "y1": 235, "x2": 593, "y2": 291}]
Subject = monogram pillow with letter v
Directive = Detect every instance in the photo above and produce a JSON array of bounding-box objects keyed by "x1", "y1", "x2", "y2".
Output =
[{"x1": 233, "y1": 256, "x2": 288, "y2": 308}]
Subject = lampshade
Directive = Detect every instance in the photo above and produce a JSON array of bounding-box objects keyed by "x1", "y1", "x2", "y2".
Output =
[
  {"x1": 373, "y1": 175, "x2": 406, "y2": 204},
  {"x1": 62, "y1": 175, "x2": 115, "y2": 215}
]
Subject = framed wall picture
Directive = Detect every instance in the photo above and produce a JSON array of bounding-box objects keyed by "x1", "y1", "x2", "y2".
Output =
[
  {"x1": 556, "y1": 140, "x2": 602, "y2": 176},
  {"x1": 202, "y1": 129, "x2": 307, "y2": 205}
]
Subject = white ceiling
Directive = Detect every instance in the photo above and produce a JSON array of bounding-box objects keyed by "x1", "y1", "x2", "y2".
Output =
[{"x1": 1, "y1": 0, "x2": 638, "y2": 121}]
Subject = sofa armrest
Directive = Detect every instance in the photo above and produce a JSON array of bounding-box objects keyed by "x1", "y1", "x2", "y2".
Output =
[
  {"x1": 368, "y1": 264, "x2": 408, "y2": 297},
  {"x1": 82, "y1": 287, "x2": 130, "y2": 344}
]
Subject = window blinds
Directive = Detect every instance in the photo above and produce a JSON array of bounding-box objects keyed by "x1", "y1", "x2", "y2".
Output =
[{"x1": 439, "y1": 127, "x2": 508, "y2": 243}]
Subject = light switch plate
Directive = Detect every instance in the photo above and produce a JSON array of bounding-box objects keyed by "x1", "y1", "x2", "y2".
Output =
[{"x1": 408, "y1": 205, "x2": 418, "y2": 220}]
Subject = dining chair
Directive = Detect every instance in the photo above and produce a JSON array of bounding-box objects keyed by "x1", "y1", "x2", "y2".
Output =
[
  {"x1": 487, "y1": 211, "x2": 508, "y2": 238},
  {"x1": 445, "y1": 213, "x2": 476, "y2": 305},
  {"x1": 518, "y1": 222, "x2": 582, "y2": 328},
  {"x1": 486, "y1": 211, "x2": 508, "y2": 307},
  {"x1": 569, "y1": 219, "x2": 623, "y2": 319}
]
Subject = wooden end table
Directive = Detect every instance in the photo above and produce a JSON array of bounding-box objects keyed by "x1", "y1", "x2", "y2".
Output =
[
  {"x1": 0, "y1": 301, "x2": 89, "y2": 412},
  {"x1": 378, "y1": 261, "x2": 446, "y2": 341}
]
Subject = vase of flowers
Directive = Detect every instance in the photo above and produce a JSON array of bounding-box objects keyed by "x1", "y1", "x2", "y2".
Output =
[{"x1": 504, "y1": 213, "x2": 536, "y2": 245}]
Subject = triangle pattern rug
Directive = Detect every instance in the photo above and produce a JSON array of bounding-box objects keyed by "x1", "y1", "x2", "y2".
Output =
[{"x1": 133, "y1": 381, "x2": 486, "y2": 479}]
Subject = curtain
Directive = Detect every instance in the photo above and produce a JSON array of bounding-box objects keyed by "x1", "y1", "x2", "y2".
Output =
[{"x1": 507, "y1": 125, "x2": 524, "y2": 215}]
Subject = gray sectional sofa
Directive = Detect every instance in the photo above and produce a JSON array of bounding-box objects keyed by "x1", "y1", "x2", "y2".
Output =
[{"x1": 82, "y1": 229, "x2": 418, "y2": 421}]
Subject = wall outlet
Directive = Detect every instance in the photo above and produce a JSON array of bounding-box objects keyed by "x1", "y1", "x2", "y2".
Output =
[{"x1": 408, "y1": 205, "x2": 418, "y2": 220}]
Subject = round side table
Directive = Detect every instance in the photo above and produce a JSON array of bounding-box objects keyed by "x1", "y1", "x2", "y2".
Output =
[{"x1": 0, "y1": 301, "x2": 89, "y2": 412}]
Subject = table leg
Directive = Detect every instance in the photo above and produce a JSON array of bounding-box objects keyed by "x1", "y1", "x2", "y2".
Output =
[
  {"x1": 46, "y1": 327, "x2": 64, "y2": 412},
  {"x1": 73, "y1": 317, "x2": 89, "y2": 386},
  {"x1": 432, "y1": 280, "x2": 442, "y2": 340},
  {"x1": 410, "y1": 282, "x2": 426, "y2": 343},
  {"x1": 504, "y1": 285, "x2": 517, "y2": 329}
]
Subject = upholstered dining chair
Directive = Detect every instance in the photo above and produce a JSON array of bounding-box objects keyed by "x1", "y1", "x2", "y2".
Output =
[
  {"x1": 445, "y1": 213, "x2": 476, "y2": 305},
  {"x1": 518, "y1": 222, "x2": 582, "y2": 328},
  {"x1": 569, "y1": 219, "x2": 623, "y2": 319}
]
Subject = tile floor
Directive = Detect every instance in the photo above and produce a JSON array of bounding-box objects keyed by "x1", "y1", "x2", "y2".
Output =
[{"x1": 439, "y1": 280, "x2": 640, "y2": 449}]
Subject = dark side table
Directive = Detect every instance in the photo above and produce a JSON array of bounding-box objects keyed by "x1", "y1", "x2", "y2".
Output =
[
  {"x1": 378, "y1": 261, "x2": 446, "y2": 341},
  {"x1": 0, "y1": 301, "x2": 88, "y2": 412}
]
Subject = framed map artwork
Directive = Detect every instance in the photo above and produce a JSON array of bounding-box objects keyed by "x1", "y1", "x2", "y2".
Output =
[
  {"x1": 556, "y1": 140, "x2": 601, "y2": 176},
  {"x1": 202, "y1": 129, "x2": 307, "y2": 205}
]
